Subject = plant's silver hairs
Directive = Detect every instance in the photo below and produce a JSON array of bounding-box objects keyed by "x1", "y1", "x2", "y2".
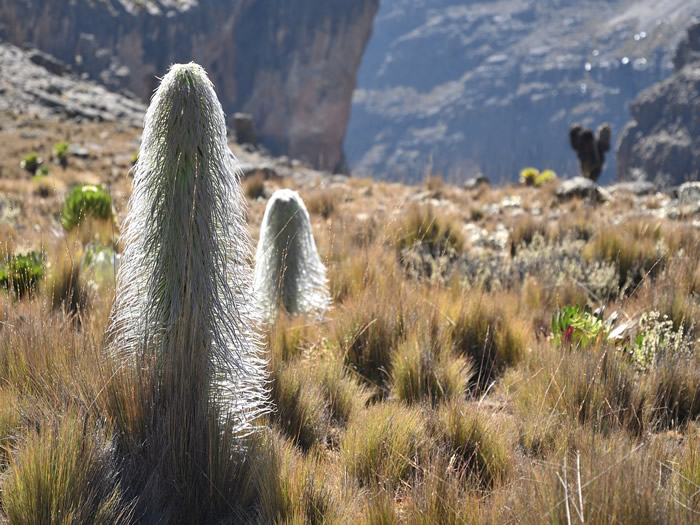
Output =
[
  {"x1": 254, "y1": 189, "x2": 331, "y2": 320},
  {"x1": 107, "y1": 63, "x2": 268, "y2": 434}
]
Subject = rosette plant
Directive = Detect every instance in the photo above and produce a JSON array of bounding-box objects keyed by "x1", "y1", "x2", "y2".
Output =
[
  {"x1": 106, "y1": 63, "x2": 268, "y2": 522},
  {"x1": 254, "y1": 189, "x2": 331, "y2": 320}
]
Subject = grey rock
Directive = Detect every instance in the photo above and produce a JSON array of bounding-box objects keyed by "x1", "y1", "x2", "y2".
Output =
[
  {"x1": 0, "y1": 42, "x2": 145, "y2": 126},
  {"x1": 607, "y1": 181, "x2": 657, "y2": 196},
  {"x1": 464, "y1": 175, "x2": 489, "y2": 190},
  {"x1": 678, "y1": 182, "x2": 700, "y2": 204},
  {"x1": 556, "y1": 177, "x2": 609, "y2": 202},
  {"x1": 27, "y1": 49, "x2": 71, "y2": 76},
  {"x1": 617, "y1": 23, "x2": 700, "y2": 187},
  {"x1": 232, "y1": 113, "x2": 258, "y2": 146},
  {"x1": 238, "y1": 162, "x2": 280, "y2": 181},
  {"x1": 68, "y1": 144, "x2": 90, "y2": 159}
]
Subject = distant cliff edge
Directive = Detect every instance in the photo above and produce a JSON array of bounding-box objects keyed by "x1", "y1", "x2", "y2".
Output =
[
  {"x1": 616, "y1": 22, "x2": 700, "y2": 187},
  {"x1": 0, "y1": 0, "x2": 378, "y2": 172}
]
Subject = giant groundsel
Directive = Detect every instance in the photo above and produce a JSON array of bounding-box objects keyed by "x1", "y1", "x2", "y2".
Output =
[
  {"x1": 254, "y1": 189, "x2": 331, "y2": 319},
  {"x1": 107, "y1": 63, "x2": 268, "y2": 435}
]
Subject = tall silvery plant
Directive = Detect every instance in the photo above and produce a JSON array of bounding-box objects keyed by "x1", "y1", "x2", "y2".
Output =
[
  {"x1": 254, "y1": 189, "x2": 331, "y2": 320},
  {"x1": 106, "y1": 64, "x2": 267, "y2": 519}
]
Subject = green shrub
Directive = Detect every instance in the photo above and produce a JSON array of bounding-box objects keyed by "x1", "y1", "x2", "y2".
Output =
[
  {"x1": 520, "y1": 167, "x2": 539, "y2": 186},
  {"x1": 53, "y1": 141, "x2": 70, "y2": 167},
  {"x1": 551, "y1": 304, "x2": 608, "y2": 349},
  {"x1": 20, "y1": 153, "x2": 42, "y2": 175},
  {"x1": 520, "y1": 168, "x2": 556, "y2": 187},
  {"x1": 61, "y1": 185, "x2": 113, "y2": 231},
  {"x1": 534, "y1": 169, "x2": 557, "y2": 186},
  {"x1": 629, "y1": 311, "x2": 694, "y2": 371},
  {"x1": 0, "y1": 252, "x2": 44, "y2": 298}
]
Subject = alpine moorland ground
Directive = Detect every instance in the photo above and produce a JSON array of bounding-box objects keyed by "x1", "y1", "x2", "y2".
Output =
[{"x1": 0, "y1": 110, "x2": 699, "y2": 523}]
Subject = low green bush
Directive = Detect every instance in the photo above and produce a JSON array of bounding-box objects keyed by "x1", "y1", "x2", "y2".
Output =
[
  {"x1": 551, "y1": 304, "x2": 607, "y2": 349},
  {"x1": 20, "y1": 153, "x2": 42, "y2": 175},
  {"x1": 0, "y1": 252, "x2": 44, "y2": 298},
  {"x1": 61, "y1": 185, "x2": 113, "y2": 231},
  {"x1": 53, "y1": 141, "x2": 70, "y2": 167}
]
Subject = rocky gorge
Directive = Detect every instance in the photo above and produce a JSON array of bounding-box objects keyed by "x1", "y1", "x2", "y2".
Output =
[
  {"x1": 0, "y1": 0, "x2": 378, "y2": 173},
  {"x1": 346, "y1": 0, "x2": 700, "y2": 185},
  {"x1": 616, "y1": 22, "x2": 700, "y2": 187}
]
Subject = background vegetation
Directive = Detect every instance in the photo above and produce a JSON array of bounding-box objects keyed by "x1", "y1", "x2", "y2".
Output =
[{"x1": 0, "y1": 154, "x2": 699, "y2": 522}]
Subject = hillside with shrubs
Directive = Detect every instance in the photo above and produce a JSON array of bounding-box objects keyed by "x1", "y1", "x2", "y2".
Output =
[{"x1": 1, "y1": 61, "x2": 700, "y2": 524}]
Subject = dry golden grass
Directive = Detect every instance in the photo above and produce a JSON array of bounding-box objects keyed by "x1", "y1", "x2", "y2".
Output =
[{"x1": 1, "y1": 116, "x2": 700, "y2": 522}]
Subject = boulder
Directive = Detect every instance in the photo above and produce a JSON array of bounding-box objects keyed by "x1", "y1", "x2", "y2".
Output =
[
  {"x1": 232, "y1": 113, "x2": 258, "y2": 146},
  {"x1": 678, "y1": 182, "x2": 700, "y2": 204},
  {"x1": 556, "y1": 177, "x2": 609, "y2": 202}
]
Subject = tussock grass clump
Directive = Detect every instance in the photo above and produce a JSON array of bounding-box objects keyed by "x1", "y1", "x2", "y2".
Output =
[
  {"x1": 303, "y1": 187, "x2": 343, "y2": 219},
  {"x1": 270, "y1": 360, "x2": 330, "y2": 450},
  {"x1": 447, "y1": 293, "x2": 526, "y2": 389},
  {"x1": 258, "y1": 432, "x2": 352, "y2": 524},
  {"x1": 433, "y1": 400, "x2": 512, "y2": 487},
  {"x1": 335, "y1": 284, "x2": 407, "y2": 390},
  {"x1": 266, "y1": 314, "x2": 315, "y2": 364},
  {"x1": 395, "y1": 205, "x2": 464, "y2": 254},
  {"x1": 584, "y1": 221, "x2": 665, "y2": 292},
  {"x1": 391, "y1": 333, "x2": 471, "y2": 404},
  {"x1": 0, "y1": 387, "x2": 23, "y2": 471},
  {"x1": 647, "y1": 355, "x2": 700, "y2": 430},
  {"x1": 403, "y1": 453, "x2": 485, "y2": 525},
  {"x1": 509, "y1": 435, "x2": 699, "y2": 524},
  {"x1": 329, "y1": 246, "x2": 395, "y2": 303},
  {"x1": 45, "y1": 245, "x2": 90, "y2": 314},
  {"x1": 311, "y1": 355, "x2": 371, "y2": 425},
  {"x1": 509, "y1": 215, "x2": 548, "y2": 250},
  {"x1": 244, "y1": 172, "x2": 266, "y2": 200},
  {"x1": 341, "y1": 402, "x2": 428, "y2": 487},
  {"x1": 526, "y1": 347, "x2": 645, "y2": 436},
  {"x1": 1, "y1": 413, "x2": 129, "y2": 524}
]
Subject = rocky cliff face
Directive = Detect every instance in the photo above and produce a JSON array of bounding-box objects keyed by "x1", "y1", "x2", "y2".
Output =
[
  {"x1": 345, "y1": 0, "x2": 700, "y2": 184},
  {"x1": 0, "y1": 0, "x2": 378, "y2": 172},
  {"x1": 616, "y1": 23, "x2": 700, "y2": 186}
]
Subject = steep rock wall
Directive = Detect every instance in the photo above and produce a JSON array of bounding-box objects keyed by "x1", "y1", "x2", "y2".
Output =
[
  {"x1": 0, "y1": 0, "x2": 378, "y2": 172},
  {"x1": 617, "y1": 23, "x2": 700, "y2": 186}
]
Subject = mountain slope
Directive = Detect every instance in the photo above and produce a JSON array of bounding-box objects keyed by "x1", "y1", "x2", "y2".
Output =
[
  {"x1": 346, "y1": 0, "x2": 700, "y2": 184},
  {"x1": 0, "y1": 0, "x2": 378, "y2": 173}
]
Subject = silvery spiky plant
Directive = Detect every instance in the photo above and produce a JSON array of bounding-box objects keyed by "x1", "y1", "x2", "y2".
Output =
[
  {"x1": 105, "y1": 64, "x2": 268, "y2": 519},
  {"x1": 254, "y1": 189, "x2": 331, "y2": 320}
]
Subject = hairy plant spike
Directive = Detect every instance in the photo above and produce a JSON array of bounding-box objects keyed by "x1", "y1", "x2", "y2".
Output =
[
  {"x1": 254, "y1": 189, "x2": 331, "y2": 320},
  {"x1": 107, "y1": 63, "x2": 268, "y2": 434}
]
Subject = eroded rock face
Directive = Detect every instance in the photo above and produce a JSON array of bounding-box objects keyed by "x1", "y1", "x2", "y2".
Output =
[
  {"x1": 0, "y1": 0, "x2": 378, "y2": 173},
  {"x1": 617, "y1": 22, "x2": 700, "y2": 187},
  {"x1": 0, "y1": 42, "x2": 145, "y2": 125},
  {"x1": 346, "y1": 0, "x2": 700, "y2": 184}
]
